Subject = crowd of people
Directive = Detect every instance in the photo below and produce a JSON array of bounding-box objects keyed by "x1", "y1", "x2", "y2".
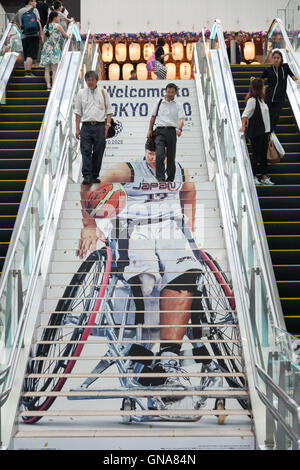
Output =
[{"x1": 12, "y1": 0, "x2": 74, "y2": 89}]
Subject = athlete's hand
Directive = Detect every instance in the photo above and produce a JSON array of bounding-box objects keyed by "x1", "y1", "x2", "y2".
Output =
[{"x1": 76, "y1": 226, "x2": 106, "y2": 259}]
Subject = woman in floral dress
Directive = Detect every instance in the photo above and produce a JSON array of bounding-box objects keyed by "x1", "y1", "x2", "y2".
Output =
[{"x1": 40, "y1": 11, "x2": 69, "y2": 90}]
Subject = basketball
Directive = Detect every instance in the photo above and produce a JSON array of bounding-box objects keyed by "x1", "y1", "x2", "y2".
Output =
[{"x1": 83, "y1": 183, "x2": 127, "y2": 219}]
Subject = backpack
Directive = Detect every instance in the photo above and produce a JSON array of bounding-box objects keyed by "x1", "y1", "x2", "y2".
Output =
[
  {"x1": 146, "y1": 47, "x2": 159, "y2": 72},
  {"x1": 21, "y1": 8, "x2": 39, "y2": 36}
]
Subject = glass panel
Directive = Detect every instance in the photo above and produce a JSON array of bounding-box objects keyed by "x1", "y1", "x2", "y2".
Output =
[
  {"x1": 0, "y1": 27, "x2": 91, "y2": 392},
  {"x1": 197, "y1": 21, "x2": 300, "y2": 404}
]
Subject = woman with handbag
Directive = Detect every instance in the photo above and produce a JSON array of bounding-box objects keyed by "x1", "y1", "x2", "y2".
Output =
[
  {"x1": 153, "y1": 38, "x2": 171, "y2": 80},
  {"x1": 240, "y1": 78, "x2": 274, "y2": 185}
]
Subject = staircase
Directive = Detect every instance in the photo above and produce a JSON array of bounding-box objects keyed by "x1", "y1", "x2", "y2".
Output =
[
  {"x1": 0, "y1": 66, "x2": 48, "y2": 275},
  {"x1": 9, "y1": 80, "x2": 254, "y2": 450},
  {"x1": 232, "y1": 64, "x2": 300, "y2": 339}
]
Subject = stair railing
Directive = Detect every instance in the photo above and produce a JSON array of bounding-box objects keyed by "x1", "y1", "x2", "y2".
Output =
[
  {"x1": 0, "y1": 23, "x2": 94, "y2": 449},
  {"x1": 264, "y1": 18, "x2": 300, "y2": 130},
  {"x1": 194, "y1": 18, "x2": 300, "y2": 449},
  {"x1": 0, "y1": 22, "x2": 20, "y2": 104}
]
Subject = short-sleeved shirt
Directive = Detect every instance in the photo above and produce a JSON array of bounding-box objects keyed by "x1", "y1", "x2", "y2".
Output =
[
  {"x1": 16, "y1": 5, "x2": 41, "y2": 39},
  {"x1": 151, "y1": 98, "x2": 184, "y2": 128},
  {"x1": 36, "y1": 1, "x2": 49, "y2": 27},
  {"x1": 261, "y1": 64, "x2": 294, "y2": 103},
  {"x1": 155, "y1": 46, "x2": 165, "y2": 65},
  {"x1": 74, "y1": 86, "x2": 113, "y2": 122}
]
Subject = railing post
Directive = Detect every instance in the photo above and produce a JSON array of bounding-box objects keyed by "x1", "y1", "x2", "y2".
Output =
[
  {"x1": 276, "y1": 360, "x2": 289, "y2": 449},
  {"x1": 292, "y1": 372, "x2": 300, "y2": 450},
  {"x1": 265, "y1": 351, "x2": 275, "y2": 449}
]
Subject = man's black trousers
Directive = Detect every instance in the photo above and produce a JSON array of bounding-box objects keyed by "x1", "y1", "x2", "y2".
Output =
[
  {"x1": 80, "y1": 122, "x2": 106, "y2": 179},
  {"x1": 154, "y1": 127, "x2": 177, "y2": 181}
]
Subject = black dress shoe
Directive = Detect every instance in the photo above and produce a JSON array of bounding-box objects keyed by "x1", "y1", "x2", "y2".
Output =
[
  {"x1": 92, "y1": 178, "x2": 101, "y2": 183},
  {"x1": 166, "y1": 178, "x2": 174, "y2": 182},
  {"x1": 82, "y1": 177, "x2": 94, "y2": 184},
  {"x1": 157, "y1": 178, "x2": 166, "y2": 182}
]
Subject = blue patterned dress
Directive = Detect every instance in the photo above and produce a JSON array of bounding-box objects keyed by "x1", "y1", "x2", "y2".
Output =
[{"x1": 40, "y1": 23, "x2": 64, "y2": 66}]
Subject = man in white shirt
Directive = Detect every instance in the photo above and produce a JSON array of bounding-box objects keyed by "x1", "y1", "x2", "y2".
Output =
[
  {"x1": 75, "y1": 70, "x2": 113, "y2": 185},
  {"x1": 147, "y1": 83, "x2": 184, "y2": 182}
]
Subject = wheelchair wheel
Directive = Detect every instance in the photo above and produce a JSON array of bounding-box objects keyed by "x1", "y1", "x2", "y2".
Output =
[
  {"x1": 198, "y1": 250, "x2": 248, "y2": 410},
  {"x1": 21, "y1": 247, "x2": 112, "y2": 424}
]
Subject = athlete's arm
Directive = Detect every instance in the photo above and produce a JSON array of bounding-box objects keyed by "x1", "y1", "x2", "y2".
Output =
[
  {"x1": 100, "y1": 162, "x2": 132, "y2": 183},
  {"x1": 179, "y1": 168, "x2": 196, "y2": 233},
  {"x1": 77, "y1": 163, "x2": 132, "y2": 259}
]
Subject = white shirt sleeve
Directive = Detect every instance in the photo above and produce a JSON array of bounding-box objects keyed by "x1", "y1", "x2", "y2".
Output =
[
  {"x1": 102, "y1": 89, "x2": 113, "y2": 115},
  {"x1": 151, "y1": 100, "x2": 161, "y2": 117},
  {"x1": 177, "y1": 102, "x2": 185, "y2": 120},
  {"x1": 74, "y1": 90, "x2": 83, "y2": 116},
  {"x1": 242, "y1": 97, "x2": 256, "y2": 119}
]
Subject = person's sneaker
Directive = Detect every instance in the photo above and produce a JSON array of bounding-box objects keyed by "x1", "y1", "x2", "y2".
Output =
[
  {"x1": 28, "y1": 71, "x2": 36, "y2": 77},
  {"x1": 254, "y1": 176, "x2": 261, "y2": 185},
  {"x1": 24, "y1": 71, "x2": 31, "y2": 77},
  {"x1": 202, "y1": 360, "x2": 223, "y2": 388},
  {"x1": 156, "y1": 351, "x2": 189, "y2": 403},
  {"x1": 261, "y1": 177, "x2": 275, "y2": 185}
]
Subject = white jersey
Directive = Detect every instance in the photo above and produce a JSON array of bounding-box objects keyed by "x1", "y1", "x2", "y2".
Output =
[{"x1": 119, "y1": 158, "x2": 185, "y2": 221}]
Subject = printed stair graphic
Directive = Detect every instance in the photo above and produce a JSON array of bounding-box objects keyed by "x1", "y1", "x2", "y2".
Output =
[
  {"x1": 0, "y1": 67, "x2": 48, "y2": 275},
  {"x1": 232, "y1": 64, "x2": 300, "y2": 338},
  {"x1": 13, "y1": 80, "x2": 254, "y2": 450}
]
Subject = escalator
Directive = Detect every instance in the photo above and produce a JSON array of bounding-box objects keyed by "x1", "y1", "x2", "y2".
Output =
[
  {"x1": 0, "y1": 67, "x2": 48, "y2": 274},
  {"x1": 232, "y1": 61, "x2": 300, "y2": 339}
]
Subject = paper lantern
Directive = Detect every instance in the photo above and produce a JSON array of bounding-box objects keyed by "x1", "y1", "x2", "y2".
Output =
[
  {"x1": 108, "y1": 63, "x2": 120, "y2": 80},
  {"x1": 136, "y1": 62, "x2": 148, "y2": 80},
  {"x1": 102, "y1": 43, "x2": 113, "y2": 63},
  {"x1": 172, "y1": 42, "x2": 184, "y2": 61},
  {"x1": 166, "y1": 62, "x2": 176, "y2": 80},
  {"x1": 129, "y1": 42, "x2": 141, "y2": 61},
  {"x1": 115, "y1": 43, "x2": 127, "y2": 62},
  {"x1": 163, "y1": 43, "x2": 170, "y2": 62},
  {"x1": 244, "y1": 41, "x2": 255, "y2": 61},
  {"x1": 186, "y1": 42, "x2": 194, "y2": 61},
  {"x1": 143, "y1": 43, "x2": 155, "y2": 61},
  {"x1": 122, "y1": 63, "x2": 134, "y2": 80},
  {"x1": 180, "y1": 62, "x2": 191, "y2": 80}
]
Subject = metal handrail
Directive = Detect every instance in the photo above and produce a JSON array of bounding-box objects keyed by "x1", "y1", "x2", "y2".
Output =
[
  {"x1": 212, "y1": 20, "x2": 285, "y2": 331},
  {"x1": 201, "y1": 18, "x2": 300, "y2": 449},
  {"x1": 0, "y1": 21, "x2": 78, "y2": 301},
  {"x1": 264, "y1": 17, "x2": 300, "y2": 77},
  {"x1": 0, "y1": 25, "x2": 89, "y2": 399}
]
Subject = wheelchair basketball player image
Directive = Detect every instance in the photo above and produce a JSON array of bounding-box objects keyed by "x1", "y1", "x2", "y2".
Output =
[{"x1": 76, "y1": 137, "x2": 226, "y2": 415}]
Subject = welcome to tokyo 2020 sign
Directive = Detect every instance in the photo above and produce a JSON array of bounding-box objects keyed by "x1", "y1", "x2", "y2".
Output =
[{"x1": 102, "y1": 80, "x2": 198, "y2": 160}]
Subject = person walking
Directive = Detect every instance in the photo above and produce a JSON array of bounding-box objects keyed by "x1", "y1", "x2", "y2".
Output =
[
  {"x1": 52, "y1": 0, "x2": 74, "y2": 32},
  {"x1": 40, "y1": 11, "x2": 69, "y2": 90},
  {"x1": 260, "y1": 49, "x2": 300, "y2": 132},
  {"x1": 153, "y1": 37, "x2": 171, "y2": 79},
  {"x1": 240, "y1": 78, "x2": 274, "y2": 185},
  {"x1": 14, "y1": 0, "x2": 44, "y2": 77},
  {"x1": 227, "y1": 31, "x2": 244, "y2": 64},
  {"x1": 74, "y1": 70, "x2": 113, "y2": 185},
  {"x1": 147, "y1": 83, "x2": 184, "y2": 182}
]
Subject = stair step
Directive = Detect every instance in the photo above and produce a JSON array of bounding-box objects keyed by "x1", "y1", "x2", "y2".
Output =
[
  {"x1": 14, "y1": 428, "x2": 255, "y2": 438},
  {"x1": 270, "y1": 249, "x2": 300, "y2": 263},
  {"x1": 21, "y1": 388, "x2": 247, "y2": 398},
  {"x1": 267, "y1": 235, "x2": 300, "y2": 249},
  {"x1": 18, "y1": 408, "x2": 250, "y2": 418},
  {"x1": 262, "y1": 208, "x2": 300, "y2": 222}
]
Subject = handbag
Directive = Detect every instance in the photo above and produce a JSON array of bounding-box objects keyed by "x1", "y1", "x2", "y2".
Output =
[
  {"x1": 154, "y1": 61, "x2": 167, "y2": 79},
  {"x1": 151, "y1": 98, "x2": 163, "y2": 140},
  {"x1": 101, "y1": 89, "x2": 117, "y2": 139},
  {"x1": 267, "y1": 139, "x2": 280, "y2": 163}
]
